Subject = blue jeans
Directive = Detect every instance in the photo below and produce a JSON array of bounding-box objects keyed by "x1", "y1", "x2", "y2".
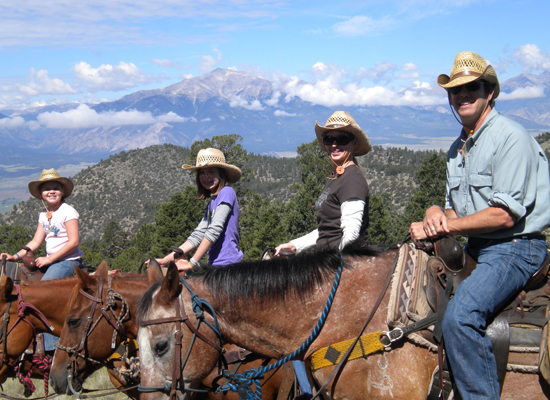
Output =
[
  {"x1": 41, "y1": 259, "x2": 86, "y2": 351},
  {"x1": 442, "y1": 238, "x2": 547, "y2": 400}
]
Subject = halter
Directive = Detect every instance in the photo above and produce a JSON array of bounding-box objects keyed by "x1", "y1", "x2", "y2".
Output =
[
  {"x1": 138, "y1": 277, "x2": 224, "y2": 400},
  {"x1": 55, "y1": 277, "x2": 130, "y2": 395}
]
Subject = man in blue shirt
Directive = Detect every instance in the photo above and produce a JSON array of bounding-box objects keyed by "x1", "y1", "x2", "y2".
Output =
[{"x1": 410, "y1": 51, "x2": 550, "y2": 399}]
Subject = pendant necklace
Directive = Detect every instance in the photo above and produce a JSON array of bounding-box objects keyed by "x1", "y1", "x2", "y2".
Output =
[
  {"x1": 41, "y1": 200, "x2": 53, "y2": 230},
  {"x1": 328, "y1": 152, "x2": 351, "y2": 180}
]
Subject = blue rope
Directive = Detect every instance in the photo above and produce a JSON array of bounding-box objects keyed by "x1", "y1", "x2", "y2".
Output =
[{"x1": 216, "y1": 256, "x2": 344, "y2": 399}]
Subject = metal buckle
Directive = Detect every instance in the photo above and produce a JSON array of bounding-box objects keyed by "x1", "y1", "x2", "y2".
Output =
[{"x1": 381, "y1": 327, "x2": 404, "y2": 348}]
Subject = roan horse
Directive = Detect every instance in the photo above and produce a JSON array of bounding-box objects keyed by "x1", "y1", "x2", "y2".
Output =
[
  {"x1": 49, "y1": 262, "x2": 285, "y2": 400},
  {"x1": 137, "y1": 243, "x2": 550, "y2": 400}
]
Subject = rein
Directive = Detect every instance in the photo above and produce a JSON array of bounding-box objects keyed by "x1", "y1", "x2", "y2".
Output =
[
  {"x1": 212, "y1": 255, "x2": 345, "y2": 400},
  {"x1": 55, "y1": 277, "x2": 132, "y2": 397},
  {"x1": 138, "y1": 277, "x2": 225, "y2": 400}
]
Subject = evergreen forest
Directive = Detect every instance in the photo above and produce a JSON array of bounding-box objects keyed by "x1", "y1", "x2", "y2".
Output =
[{"x1": 1, "y1": 133, "x2": 549, "y2": 271}]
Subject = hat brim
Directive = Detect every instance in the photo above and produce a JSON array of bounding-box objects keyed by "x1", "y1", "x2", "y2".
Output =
[
  {"x1": 28, "y1": 177, "x2": 74, "y2": 199},
  {"x1": 315, "y1": 122, "x2": 372, "y2": 156},
  {"x1": 182, "y1": 162, "x2": 242, "y2": 184},
  {"x1": 438, "y1": 65, "x2": 500, "y2": 99}
]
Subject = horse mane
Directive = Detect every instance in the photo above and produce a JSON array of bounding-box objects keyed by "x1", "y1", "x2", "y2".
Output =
[
  {"x1": 188, "y1": 237, "x2": 392, "y2": 303},
  {"x1": 137, "y1": 238, "x2": 394, "y2": 320}
]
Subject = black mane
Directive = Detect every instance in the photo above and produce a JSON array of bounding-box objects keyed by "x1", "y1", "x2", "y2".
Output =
[{"x1": 137, "y1": 238, "x2": 394, "y2": 320}]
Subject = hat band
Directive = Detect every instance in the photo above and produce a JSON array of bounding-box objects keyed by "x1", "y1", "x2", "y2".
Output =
[
  {"x1": 450, "y1": 65, "x2": 491, "y2": 82},
  {"x1": 326, "y1": 124, "x2": 346, "y2": 128}
]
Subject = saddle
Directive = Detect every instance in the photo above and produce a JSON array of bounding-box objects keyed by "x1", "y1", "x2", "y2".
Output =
[{"x1": 421, "y1": 236, "x2": 550, "y2": 399}]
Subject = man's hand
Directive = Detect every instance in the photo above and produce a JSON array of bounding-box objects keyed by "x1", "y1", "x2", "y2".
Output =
[{"x1": 410, "y1": 206, "x2": 450, "y2": 242}]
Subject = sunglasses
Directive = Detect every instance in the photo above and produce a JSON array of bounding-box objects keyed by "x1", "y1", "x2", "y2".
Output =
[
  {"x1": 322, "y1": 134, "x2": 355, "y2": 146},
  {"x1": 449, "y1": 80, "x2": 485, "y2": 96}
]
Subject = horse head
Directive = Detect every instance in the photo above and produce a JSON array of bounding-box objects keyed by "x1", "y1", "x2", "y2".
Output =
[
  {"x1": 50, "y1": 261, "x2": 113, "y2": 394},
  {"x1": 138, "y1": 262, "x2": 223, "y2": 400}
]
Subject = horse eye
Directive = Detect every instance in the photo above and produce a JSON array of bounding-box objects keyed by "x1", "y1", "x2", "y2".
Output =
[
  {"x1": 67, "y1": 317, "x2": 81, "y2": 329},
  {"x1": 154, "y1": 339, "x2": 169, "y2": 357}
]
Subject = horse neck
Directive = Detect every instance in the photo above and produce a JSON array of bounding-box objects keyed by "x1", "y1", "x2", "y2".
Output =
[
  {"x1": 108, "y1": 277, "x2": 150, "y2": 339},
  {"x1": 17, "y1": 278, "x2": 77, "y2": 333},
  {"x1": 189, "y1": 279, "x2": 334, "y2": 360}
]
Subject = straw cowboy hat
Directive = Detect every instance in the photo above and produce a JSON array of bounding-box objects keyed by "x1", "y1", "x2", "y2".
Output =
[
  {"x1": 314, "y1": 111, "x2": 372, "y2": 156},
  {"x1": 438, "y1": 51, "x2": 500, "y2": 99},
  {"x1": 182, "y1": 148, "x2": 242, "y2": 184},
  {"x1": 28, "y1": 168, "x2": 74, "y2": 199}
]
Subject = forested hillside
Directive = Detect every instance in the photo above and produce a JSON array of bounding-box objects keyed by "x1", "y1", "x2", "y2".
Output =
[{"x1": 1, "y1": 140, "x2": 439, "y2": 239}]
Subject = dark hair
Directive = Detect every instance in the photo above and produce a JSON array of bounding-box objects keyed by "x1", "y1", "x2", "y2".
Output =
[
  {"x1": 480, "y1": 80, "x2": 496, "y2": 108},
  {"x1": 195, "y1": 168, "x2": 228, "y2": 200}
]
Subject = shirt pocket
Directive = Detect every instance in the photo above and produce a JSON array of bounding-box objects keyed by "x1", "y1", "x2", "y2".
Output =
[{"x1": 468, "y1": 173, "x2": 493, "y2": 201}]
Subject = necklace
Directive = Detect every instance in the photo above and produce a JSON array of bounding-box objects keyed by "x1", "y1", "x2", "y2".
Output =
[
  {"x1": 327, "y1": 152, "x2": 351, "y2": 180},
  {"x1": 41, "y1": 200, "x2": 54, "y2": 229}
]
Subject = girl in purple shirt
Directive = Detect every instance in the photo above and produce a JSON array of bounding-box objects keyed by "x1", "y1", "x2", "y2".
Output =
[{"x1": 155, "y1": 148, "x2": 243, "y2": 269}]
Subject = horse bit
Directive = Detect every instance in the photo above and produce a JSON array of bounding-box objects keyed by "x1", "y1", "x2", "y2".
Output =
[{"x1": 138, "y1": 277, "x2": 225, "y2": 400}]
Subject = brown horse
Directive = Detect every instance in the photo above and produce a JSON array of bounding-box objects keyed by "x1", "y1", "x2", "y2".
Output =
[
  {"x1": 49, "y1": 262, "x2": 284, "y2": 400},
  {"x1": 0, "y1": 265, "x2": 138, "y2": 398},
  {"x1": 137, "y1": 244, "x2": 550, "y2": 400}
]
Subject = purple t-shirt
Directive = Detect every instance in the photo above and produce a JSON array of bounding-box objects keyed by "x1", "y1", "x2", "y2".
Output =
[{"x1": 205, "y1": 186, "x2": 243, "y2": 266}]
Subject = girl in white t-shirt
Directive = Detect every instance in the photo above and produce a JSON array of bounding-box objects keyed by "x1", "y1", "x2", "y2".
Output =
[{"x1": 1, "y1": 168, "x2": 85, "y2": 277}]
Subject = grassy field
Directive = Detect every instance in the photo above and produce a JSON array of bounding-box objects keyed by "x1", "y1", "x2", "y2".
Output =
[{"x1": 1, "y1": 367, "x2": 130, "y2": 399}]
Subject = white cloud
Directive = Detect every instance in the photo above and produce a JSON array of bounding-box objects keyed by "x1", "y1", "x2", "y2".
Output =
[
  {"x1": 34, "y1": 104, "x2": 193, "y2": 129},
  {"x1": 333, "y1": 15, "x2": 394, "y2": 37},
  {"x1": 265, "y1": 91, "x2": 281, "y2": 106},
  {"x1": 152, "y1": 59, "x2": 173, "y2": 67},
  {"x1": 72, "y1": 61, "x2": 158, "y2": 92},
  {"x1": 179, "y1": 73, "x2": 194, "y2": 80},
  {"x1": 402, "y1": 62, "x2": 419, "y2": 71},
  {"x1": 229, "y1": 96, "x2": 264, "y2": 110},
  {"x1": 274, "y1": 110, "x2": 297, "y2": 117},
  {"x1": 213, "y1": 48, "x2": 223, "y2": 61},
  {"x1": 0, "y1": 116, "x2": 25, "y2": 129},
  {"x1": 499, "y1": 86, "x2": 545, "y2": 101},
  {"x1": 15, "y1": 68, "x2": 76, "y2": 96},
  {"x1": 512, "y1": 44, "x2": 550, "y2": 72},
  {"x1": 200, "y1": 55, "x2": 218, "y2": 72},
  {"x1": 399, "y1": 72, "x2": 420, "y2": 79},
  {"x1": 354, "y1": 61, "x2": 397, "y2": 83}
]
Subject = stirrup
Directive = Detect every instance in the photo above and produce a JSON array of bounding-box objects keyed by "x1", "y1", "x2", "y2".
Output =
[{"x1": 427, "y1": 365, "x2": 457, "y2": 400}]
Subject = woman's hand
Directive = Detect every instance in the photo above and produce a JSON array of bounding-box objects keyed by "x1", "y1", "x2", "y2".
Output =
[
  {"x1": 175, "y1": 259, "x2": 192, "y2": 271},
  {"x1": 274, "y1": 243, "x2": 296, "y2": 257},
  {"x1": 35, "y1": 256, "x2": 52, "y2": 269},
  {"x1": 0, "y1": 253, "x2": 17, "y2": 262}
]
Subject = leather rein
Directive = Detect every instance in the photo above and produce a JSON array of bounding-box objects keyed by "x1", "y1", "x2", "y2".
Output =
[
  {"x1": 138, "y1": 277, "x2": 225, "y2": 400},
  {"x1": 0, "y1": 284, "x2": 54, "y2": 369}
]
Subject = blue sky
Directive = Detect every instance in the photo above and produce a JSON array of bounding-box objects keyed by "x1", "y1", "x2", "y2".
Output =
[{"x1": 1, "y1": 0, "x2": 550, "y2": 113}]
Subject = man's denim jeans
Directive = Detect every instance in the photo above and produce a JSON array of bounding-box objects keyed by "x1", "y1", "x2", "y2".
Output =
[
  {"x1": 42, "y1": 259, "x2": 86, "y2": 351},
  {"x1": 442, "y1": 238, "x2": 547, "y2": 400}
]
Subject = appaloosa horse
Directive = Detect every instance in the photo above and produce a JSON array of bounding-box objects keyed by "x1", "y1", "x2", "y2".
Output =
[
  {"x1": 137, "y1": 243, "x2": 550, "y2": 400},
  {"x1": 49, "y1": 262, "x2": 284, "y2": 400}
]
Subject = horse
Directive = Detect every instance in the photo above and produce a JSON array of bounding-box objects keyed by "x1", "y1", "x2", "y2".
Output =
[
  {"x1": 0, "y1": 263, "x2": 138, "y2": 398},
  {"x1": 136, "y1": 243, "x2": 550, "y2": 400},
  {"x1": 49, "y1": 262, "x2": 285, "y2": 400}
]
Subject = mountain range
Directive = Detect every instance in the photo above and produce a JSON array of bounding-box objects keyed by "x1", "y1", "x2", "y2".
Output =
[{"x1": 1, "y1": 68, "x2": 550, "y2": 206}]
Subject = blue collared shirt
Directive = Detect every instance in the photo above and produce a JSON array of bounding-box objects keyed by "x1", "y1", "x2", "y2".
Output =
[{"x1": 445, "y1": 108, "x2": 550, "y2": 239}]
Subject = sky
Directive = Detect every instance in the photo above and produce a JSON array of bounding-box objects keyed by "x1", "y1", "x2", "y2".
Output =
[{"x1": 1, "y1": 0, "x2": 550, "y2": 120}]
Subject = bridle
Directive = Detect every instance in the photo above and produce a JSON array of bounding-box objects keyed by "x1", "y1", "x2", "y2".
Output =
[
  {"x1": 55, "y1": 277, "x2": 130, "y2": 395},
  {"x1": 138, "y1": 277, "x2": 225, "y2": 400}
]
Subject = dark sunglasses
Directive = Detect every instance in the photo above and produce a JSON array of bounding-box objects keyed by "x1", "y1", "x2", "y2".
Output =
[
  {"x1": 449, "y1": 80, "x2": 485, "y2": 96},
  {"x1": 322, "y1": 134, "x2": 355, "y2": 146}
]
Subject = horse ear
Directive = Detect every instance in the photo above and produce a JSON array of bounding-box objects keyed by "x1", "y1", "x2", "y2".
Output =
[
  {"x1": 75, "y1": 264, "x2": 94, "y2": 290},
  {"x1": 159, "y1": 262, "x2": 180, "y2": 304},
  {"x1": 0, "y1": 275, "x2": 13, "y2": 301},
  {"x1": 147, "y1": 259, "x2": 164, "y2": 285},
  {"x1": 95, "y1": 261, "x2": 109, "y2": 278}
]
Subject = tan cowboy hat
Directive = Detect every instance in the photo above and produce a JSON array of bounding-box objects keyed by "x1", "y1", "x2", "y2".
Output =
[
  {"x1": 28, "y1": 168, "x2": 74, "y2": 199},
  {"x1": 314, "y1": 111, "x2": 372, "y2": 156},
  {"x1": 438, "y1": 51, "x2": 500, "y2": 99},
  {"x1": 182, "y1": 148, "x2": 242, "y2": 184}
]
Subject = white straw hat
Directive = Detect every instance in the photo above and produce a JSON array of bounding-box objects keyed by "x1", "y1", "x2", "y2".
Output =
[{"x1": 182, "y1": 148, "x2": 242, "y2": 184}]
